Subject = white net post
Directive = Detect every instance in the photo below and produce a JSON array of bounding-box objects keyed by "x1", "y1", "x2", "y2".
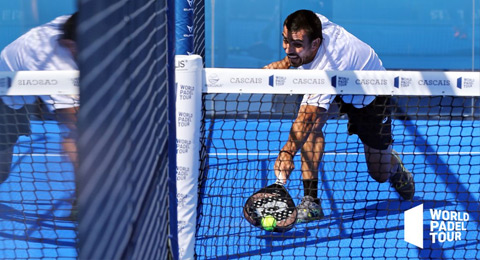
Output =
[{"x1": 174, "y1": 55, "x2": 203, "y2": 259}]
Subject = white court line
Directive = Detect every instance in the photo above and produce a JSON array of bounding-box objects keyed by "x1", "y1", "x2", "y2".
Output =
[
  {"x1": 16, "y1": 152, "x2": 480, "y2": 157},
  {"x1": 14, "y1": 153, "x2": 65, "y2": 157},
  {"x1": 210, "y1": 151, "x2": 480, "y2": 156}
]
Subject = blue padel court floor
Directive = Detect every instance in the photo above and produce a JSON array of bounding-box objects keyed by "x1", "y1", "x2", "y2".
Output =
[
  {"x1": 196, "y1": 118, "x2": 480, "y2": 259},
  {"x1": 0, "y1": 120, "x2": 76, "y2": 259},
  {"x1": 0, "y1": 117, "x2": 478, "y2": 259}
]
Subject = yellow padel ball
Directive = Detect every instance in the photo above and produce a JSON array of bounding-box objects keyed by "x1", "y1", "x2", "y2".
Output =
[{"x1": 261, "y1": 215, "x2": 277, "y2": 231}]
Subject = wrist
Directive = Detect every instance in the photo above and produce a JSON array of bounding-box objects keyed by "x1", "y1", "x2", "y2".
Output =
[{"x1": 279, "y1": 150, "x2": 295, "y2": 158}]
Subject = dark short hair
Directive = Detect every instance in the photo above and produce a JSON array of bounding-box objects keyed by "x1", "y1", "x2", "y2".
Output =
[
  {"x1": 62, "y1": 12, "x2": 77, "y2": 41},
  {"x1": 283, "y1": 10, "x2": 322, "y2": 42}
]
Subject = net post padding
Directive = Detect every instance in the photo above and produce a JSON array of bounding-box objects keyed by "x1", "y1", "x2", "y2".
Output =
[
  {"x1": 175, "y1": 0, "x2": 194, "y2": 55},
  {"x1": 175, "y1": 55, "x2": 203, "y2": 259}
]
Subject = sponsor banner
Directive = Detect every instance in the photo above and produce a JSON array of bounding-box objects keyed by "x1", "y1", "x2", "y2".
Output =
[
  {"x1": 203, "y1": 69, "x2": 480, "y2": 97},
  {"x1": 175, "y1": 55, "x2": 203, "y2": 260},
  {"x1": 0, "y1": 70, "x2": 79, "y2": 95},
  {"x1": 204, "y1": 68, "x2": 332, "y2": 94},
  {"x1": 176, "y1": 54, "x2": 203, "y2": 72}
]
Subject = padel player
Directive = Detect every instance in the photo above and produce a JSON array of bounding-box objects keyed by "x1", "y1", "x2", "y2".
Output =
[
  {"x1": 0, "y1": 13, "x2": 78, "y2": 183},
  {"x1": 265, "y1": 10, "x2": 414, "y2": 223}
]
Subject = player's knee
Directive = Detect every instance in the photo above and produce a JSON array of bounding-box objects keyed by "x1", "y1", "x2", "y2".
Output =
[
  {"x1": 0, "y1": 151, "x2": 13, "y2": 184},
  {"x1": 369, "y1": 171, "x2": 389, "y2": 183},
  {"x1": 366, "y1": 161, "x2": 392, "y2": 183},
  {"x1": 0, "y1": 170, "x2": 10, "y2": 183}
]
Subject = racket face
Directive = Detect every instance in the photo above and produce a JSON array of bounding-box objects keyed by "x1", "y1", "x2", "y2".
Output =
[{"x1": 243, "y1": 184, "x2": 297, "y2": 232}]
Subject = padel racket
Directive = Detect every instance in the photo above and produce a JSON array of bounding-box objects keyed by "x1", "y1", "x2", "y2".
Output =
[{"x1": 243, "y1": 181, "x2": 297, "y2": 232}]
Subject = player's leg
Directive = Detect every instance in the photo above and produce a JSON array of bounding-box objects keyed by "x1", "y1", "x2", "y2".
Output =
[
  {"x1": 336, "y1": 96, "x2": 393, "y2": 182},
  {"x1": 389, "y1": 149, "x2": 415, "y2": 200},
  {"x1": 298, "y1": 120, "x2": 326, "y2": 223},
  {"x1": 363, "y1": 144, "x2": 414, "y2": 200},
  {"x1": 358, "y1": 95, "x2": 414, "y2": 200},
  {"x1": 0, "y1": 99, "x2": 28, "y2": 184},
  {"x1": 0, "y1": 146, "x2": 14, "y2": 183},
  {"x1": 346, "y1": 96, "x2": 415, "y2": 200},
  {"x1": 363, "y1": 144, "x2": 393, "y2": 183},
  {"x1": 55, "y1": 107, "x2": 78, "y2": 220},
  {"x1": 300, "y1": 129, "x2": 322, "y2": 200},
  {"x1": 55, "y1": 107, "x2": 78, "y2": 168}
]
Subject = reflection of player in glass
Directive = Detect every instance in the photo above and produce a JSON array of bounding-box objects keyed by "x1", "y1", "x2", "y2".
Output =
[
  {"x1": 0, "y1": 13, "x2": 79, "y2": 184},
  {"x1": 264, "y1": 10, "x2": 414, "y2": 223}
]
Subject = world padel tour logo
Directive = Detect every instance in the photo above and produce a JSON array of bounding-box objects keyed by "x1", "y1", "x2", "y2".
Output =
[
  {"x1": 177, "y1": 193, "x2": 189, "y2": 208},
  {"x1": 179, "y1": 84, "x2": 195, "y2": 100},
  {"x1": 176, "y1": 166, "x2": 190, "y2": 181},
  {"x1": 404, "y1": 204, "x2": 470, "y2": 248},
  {"x1": 331, "y1": 75, "x2": 349, "y2": 88},
  {"x1": 176, "y1": 139, "x2": 192, "y2": 154},
  {"x1": 268, "y1": 75, "x2": 286, "y2": 87},
  {"x1": 394, "y1": 76, "x2": 413, "y2": 88},
  {"x1": 71, "y1": 77, "x2": 79, "y2": 87},
  {"x1": 178, "y1": 220, "x2": 188, "y2": 233},
  {"x1": 457, "y1": 77, "x2": 475, "y2": 89},
  {"x1": 177, "y1": 112, "x2": 193, "y2": 127},
  {"x1": 0, "y1": 77, "x2": 12, "y2": 90}
]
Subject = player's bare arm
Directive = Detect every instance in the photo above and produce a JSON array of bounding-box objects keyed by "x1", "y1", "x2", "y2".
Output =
[
  {"x1": 263, "y1": 56, "x2": 290, "y2": 69},
  {"x1": 274, "y1": 105, "x2": 328, "y2": 183}
]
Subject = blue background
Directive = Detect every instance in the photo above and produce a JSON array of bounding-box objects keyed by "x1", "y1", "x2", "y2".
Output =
[
  {"x1": 0, "y1": 0, "x2": 76, "y2": 50},
  {"x1": 2, "y1": 0, "x2": 478, "y2": 70}
]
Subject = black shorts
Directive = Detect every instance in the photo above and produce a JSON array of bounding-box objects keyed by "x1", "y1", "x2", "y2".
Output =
[
  {"x1": 335, "y1": 96, "x2": 393, "y2": 150},
  {"x1": 0, "y1": 98, "x2": 31, "y2": 150}
]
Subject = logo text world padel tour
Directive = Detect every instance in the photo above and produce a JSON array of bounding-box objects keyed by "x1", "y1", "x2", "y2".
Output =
[{"x1": 404, "y1": 204, "x2": 469, "y2": 248}]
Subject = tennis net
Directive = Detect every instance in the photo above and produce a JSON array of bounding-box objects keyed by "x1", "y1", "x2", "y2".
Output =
[
  {"x1": 180, "y1": 65, "x2": 480, "y2": 259},
  {"x1": 0, "y1": 70, "x2": 78, "y2": 259}
]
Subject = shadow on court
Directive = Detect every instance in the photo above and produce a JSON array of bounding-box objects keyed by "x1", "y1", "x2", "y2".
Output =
[{"x1": 197, "y1": 115, "x2": 479, "y2": 259}]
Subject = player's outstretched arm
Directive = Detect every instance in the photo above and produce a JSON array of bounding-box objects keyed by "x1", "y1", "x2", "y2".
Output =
[
  {"x1": 263, "y1": 56, "x2": 290, "y2": 69},
  {"x1": 274, "y1": 105, "x2": 328, "y2": 184}
]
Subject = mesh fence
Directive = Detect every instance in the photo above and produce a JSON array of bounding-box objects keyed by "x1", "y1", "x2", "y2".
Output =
[
  {"x1": 193, "y1": 68, "x2": 480, "y2": 259},
  {"x1": 77, "y1": 0, "x2": 175, "y2": 259}
]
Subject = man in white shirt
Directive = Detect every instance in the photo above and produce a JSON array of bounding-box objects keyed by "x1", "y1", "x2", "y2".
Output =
[
  {"x1": 0, "y1": 13, "x2": 78, "y2": 183},
  {"x1": 265, "y1": 10, "x2": 414, "y2": 223}
]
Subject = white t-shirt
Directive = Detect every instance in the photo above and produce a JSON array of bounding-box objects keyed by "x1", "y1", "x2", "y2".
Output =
[
  {"x1": 0, "y1": 15, "x2": 79, "y2": 111},
  {"x1": 299, "y1": 14, "x2": 385, "y2": 110}
]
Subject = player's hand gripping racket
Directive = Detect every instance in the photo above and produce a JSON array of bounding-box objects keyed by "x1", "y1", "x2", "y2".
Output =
[{"x1": 243, "y1": 173, "x2": 297, "y2": 232}]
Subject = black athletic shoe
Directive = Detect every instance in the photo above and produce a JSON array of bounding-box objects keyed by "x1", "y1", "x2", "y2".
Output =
[
  {"x1": 296, "y1": 196, "x2": 324, "y2": 223},
  {"x1": 390, "y1": 151, "x2": 415, "y2": 201}
]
